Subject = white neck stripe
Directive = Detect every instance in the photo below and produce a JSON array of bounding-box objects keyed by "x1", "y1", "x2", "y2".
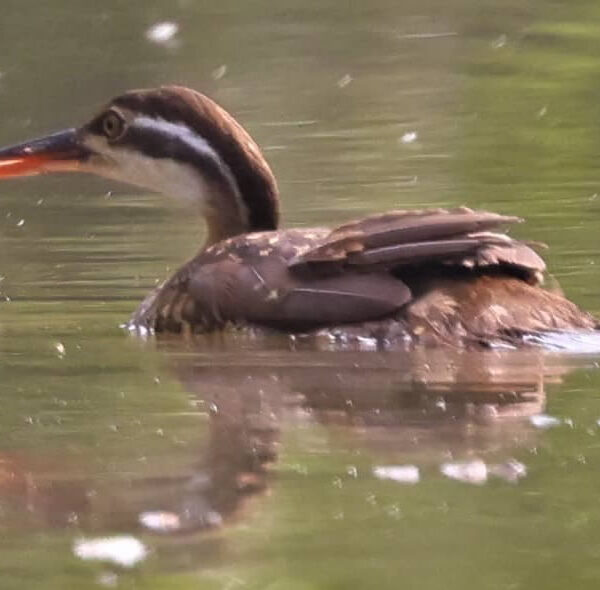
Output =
[{"x1": 132, "y1": 116, "x2": 248, "y2": 223}]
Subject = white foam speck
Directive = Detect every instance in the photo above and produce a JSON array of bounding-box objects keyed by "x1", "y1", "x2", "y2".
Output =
[
  {"x1": 492, "y1": 34, "x2": 507, "y2": 49},
  {"x1": 356, "y1": 336, "x2": 378, "y2": 351},
  {"x1": 337, "y1": 74, "x2": 353, "y2": 88},
  {"x1": 54, "y1": 342, "x2": 66, "y2": 357},
  {"x1": 441, "y1": 460, "x2": 487, "y2": 485},
  {"x1": 530, "y1": 414, "x2": 561, "y2": 429},
  {"x1": 400, "y1": 131, "x2": 418, "y2": 144},
  {"x1": 73, "y1": 536, "x2": 148, "y2": 568},
  {"x1": 211, "y1": 64, "x2": 228, "y2": 80},
  {"x1": 373, "y1": 465, "x2": 420, "y2": 484},
  {"x1": 139, "y1": 511, "x2": 181, "y2": 533},
  {"x1": 145, "y1": 22, "x2": 179, "y2": 44}
]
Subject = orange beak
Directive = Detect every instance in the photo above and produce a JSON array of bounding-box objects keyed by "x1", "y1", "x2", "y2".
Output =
[{"x1": 0, "y1": 129, "x2": 91, "y2": 178}]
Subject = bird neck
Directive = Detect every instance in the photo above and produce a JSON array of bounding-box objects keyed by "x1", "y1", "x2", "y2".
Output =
[
  {"x1": 203, "y1": 189, "x2": 253, "y2": 246},
  {"x1": 195, "y1": 123, "x2": 280, "y2": 248},
  {"x1": 197, "y1": 138, "x2": 280, "y2": 247}
]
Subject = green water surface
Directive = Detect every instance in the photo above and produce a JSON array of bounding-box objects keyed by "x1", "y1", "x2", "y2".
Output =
[{"x1": 1, "y1": 1, "x2": 600, "y2": 588}]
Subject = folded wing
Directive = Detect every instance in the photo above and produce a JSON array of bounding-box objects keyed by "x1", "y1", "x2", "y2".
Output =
[{"x1": 290, "y1": 207, "x2": 546, "y2": 283}]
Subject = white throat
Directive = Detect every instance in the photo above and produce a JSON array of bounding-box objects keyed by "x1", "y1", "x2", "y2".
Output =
[{"x1": 83, "y1": 116, "x2": 250, "y2": 237}]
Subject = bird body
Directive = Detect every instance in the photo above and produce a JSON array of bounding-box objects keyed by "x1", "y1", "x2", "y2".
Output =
[
  {"x1": 0, "y1": 86, "x2": 596, "y2": 346},
  {"x1": 130, "y1": 211, "x2": 596, "y2": 344}
]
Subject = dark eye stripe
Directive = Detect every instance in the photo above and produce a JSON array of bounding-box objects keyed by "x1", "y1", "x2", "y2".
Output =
[{"x1": 123, "y1": 124, "x2": 237, "y2": 195}]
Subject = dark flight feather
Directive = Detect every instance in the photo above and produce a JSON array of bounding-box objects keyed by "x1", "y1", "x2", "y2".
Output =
[{"x1": 289, "y1": 208, "x2": 524, "y2": 270}]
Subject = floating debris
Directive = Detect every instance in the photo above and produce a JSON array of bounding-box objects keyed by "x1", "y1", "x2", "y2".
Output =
[
  {"x1": 400, "y1": 131, "x2": 418, "y2": 144},
  {"x1": 73, "y1": 536, "x2": 148, "y2": 568},
  {"x1": 145, "y1": 21, "x2": 179, "y2": 45},
  {"x1": 530, "y1": 414, "x2": 562, "y2": 429},
  {"x1": 211, "y1": 64, "x2": 228, "y2": 80},
  {"x1": 139, "y1": 511, "x2": 181, "y2": 533},
  {"x1": 54, "y1": 342, "x2": 66, "y2": 357},
  {"x1": 373, "y1": 465, "x2": 420, "y2": 484},
  {"x1": 337, "y1": 74, "x2": 353, "y2": 88},
  {"x1": 492, "y1": 34, "x2": 507, "y2": 49},
  {"x1": 441, "y1": 460, "x2": 487, "y2": 485},
  {"x1": 16, "y1": 218, "x2": 25, "y2": 227},
  {"x1": 397, "y1": 32, "x2": 458, "y2": 40}
]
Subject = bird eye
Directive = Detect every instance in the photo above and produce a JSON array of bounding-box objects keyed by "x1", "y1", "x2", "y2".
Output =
[{"x1": 102, "y1": 111, "x2": 126, "y2": 140}]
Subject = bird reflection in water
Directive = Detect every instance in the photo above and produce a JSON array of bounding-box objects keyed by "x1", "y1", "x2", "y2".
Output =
[{"x1": 0, "y1": 344, "x2": 590, "y2": 537}]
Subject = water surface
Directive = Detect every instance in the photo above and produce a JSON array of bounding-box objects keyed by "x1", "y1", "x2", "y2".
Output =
[{"x1": 1, "y1": 1, "x2": 600, "y2": 588}]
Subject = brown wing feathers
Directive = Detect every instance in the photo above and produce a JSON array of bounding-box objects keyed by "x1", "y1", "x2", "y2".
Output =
[
  {"x1": 328, "y1": 208, "x2": 522, "y2": 248},
  {"x1": 346, "y1": 238, "x2": 486, "y2": 266},
  {"x1": 290, "y1": 208, "x2": 542, "y2": 280}
]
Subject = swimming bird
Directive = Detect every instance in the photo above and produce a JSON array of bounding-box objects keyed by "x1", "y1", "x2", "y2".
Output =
[{"x1": 0, "y1": 86, "x2": 596, "y2": 345}]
